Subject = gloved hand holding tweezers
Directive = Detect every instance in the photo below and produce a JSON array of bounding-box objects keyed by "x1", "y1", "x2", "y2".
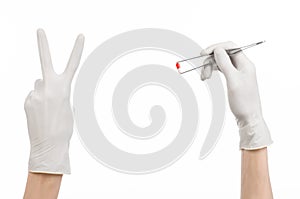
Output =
[
  {"x1": 179, "y1": 41, "x2": 273, "y2": 150},
  {"x1": 205, "y1": 41, "x2": 272, "y2": 149}
]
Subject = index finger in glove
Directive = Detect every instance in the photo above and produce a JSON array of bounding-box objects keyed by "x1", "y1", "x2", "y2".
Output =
[
  {"x1": 63, "y1": 34, "x2": 85, "y2": 83},
  {"x1": 201, "y1": 41, "x2": 254, "y2": 72}
]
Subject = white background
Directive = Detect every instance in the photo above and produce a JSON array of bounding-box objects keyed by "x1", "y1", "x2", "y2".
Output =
[{"x1": 0, "y1": 0, "x2": 299, "y2": 198}]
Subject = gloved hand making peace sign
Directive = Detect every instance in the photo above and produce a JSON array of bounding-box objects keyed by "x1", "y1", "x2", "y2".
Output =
[{"x1": 24, "y1": 29, "x2": 84, "y2": 174}]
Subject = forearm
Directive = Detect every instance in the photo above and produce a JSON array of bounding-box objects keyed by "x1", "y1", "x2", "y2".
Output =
[
  {"x1": 241, "y1": 148, "x2": 273, "y2": 199},
  {"x1": 23, "y1": 172, "x2": 62, "y2": 199}
]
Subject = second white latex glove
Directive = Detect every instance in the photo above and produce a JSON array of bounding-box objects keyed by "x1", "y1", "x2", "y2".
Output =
[
  {"x1": 24, "y1": 29, "x2": 84, "y2": 174},
  {"x1": 201, "y1": 41, "x2": 272, "y2": 150}
]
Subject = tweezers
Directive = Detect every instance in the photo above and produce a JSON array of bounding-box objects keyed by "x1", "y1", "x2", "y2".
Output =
[{"x1": 176, "y1": 41, "x2": 265, "y2": 74}]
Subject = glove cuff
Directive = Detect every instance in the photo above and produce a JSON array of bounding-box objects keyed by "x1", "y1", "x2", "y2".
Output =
[
  {"x1": 239, "y1": 117, "x2": 273, "y2": 150},
  {"x1": 28, "y1": 142, "x2": 71, "y2": 174}
]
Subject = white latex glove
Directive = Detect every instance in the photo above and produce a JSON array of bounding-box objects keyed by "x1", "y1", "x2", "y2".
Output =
[
  {"x1": 201, "y1": 41, "x2": 272, "y2": 150},
  {"x1": 24, "y1": 29, "x2": 84, "y2": 174}
]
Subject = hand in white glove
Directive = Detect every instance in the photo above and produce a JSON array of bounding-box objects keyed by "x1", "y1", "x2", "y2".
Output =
[
  {"x1": 201, "y1": 41, "x2": 272, "y2": 150},
  {"x1": 24, "y1": 29, "x2": 84, "y2": 174}
]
